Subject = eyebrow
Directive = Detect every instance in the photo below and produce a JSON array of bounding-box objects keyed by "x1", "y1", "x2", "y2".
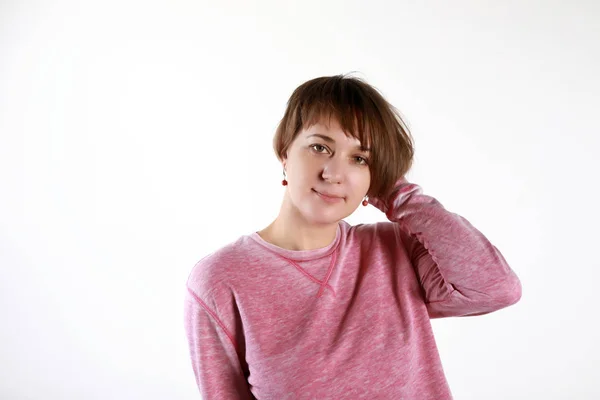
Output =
[{"x1": 307, "y1": 134, "x2": 371, "y2": 152}]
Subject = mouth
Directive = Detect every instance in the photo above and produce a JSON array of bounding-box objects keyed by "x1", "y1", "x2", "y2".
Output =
[{"x1": 312, "y1": 189, "x2": 345, "y2": 202}]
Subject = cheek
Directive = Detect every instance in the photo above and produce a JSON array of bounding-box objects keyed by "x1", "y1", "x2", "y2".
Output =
[
  {"x1": 294, "y1": 156, "x2": 320, "y2": 179},
  {"x1": 351, "y1": 171, "x2": 371, "y2": 190}
]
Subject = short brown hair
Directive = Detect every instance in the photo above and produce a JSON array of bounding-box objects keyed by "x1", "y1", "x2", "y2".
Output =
[{"x1": 273, "y1": 73, "x2": 415, "y2": 200}]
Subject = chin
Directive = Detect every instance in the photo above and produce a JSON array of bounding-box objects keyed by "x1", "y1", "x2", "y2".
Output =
[
  {"x1": 301, "y1": 205, "x2": 352, "y2": 225},
  {"x1": 290, "y1": 192, "x2": 356, "y2": 224}
]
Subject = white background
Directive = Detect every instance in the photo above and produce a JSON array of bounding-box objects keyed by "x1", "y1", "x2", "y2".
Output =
[{"x1": 1, "y1": 1, "x2": 598, "y2": 399}]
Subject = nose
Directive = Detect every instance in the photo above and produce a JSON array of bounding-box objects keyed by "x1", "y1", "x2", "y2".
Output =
[{"x1": 321, "y1": 157, "x2": 344, "y2": 184}]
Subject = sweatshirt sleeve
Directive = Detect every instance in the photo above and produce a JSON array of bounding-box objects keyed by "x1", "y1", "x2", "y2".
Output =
[
  {"x1": 369, "y1": 177, "x2": 522, "y2": 319},
  {"x1": 184, "y1": 287, "x2": 254, "y2": 399}
]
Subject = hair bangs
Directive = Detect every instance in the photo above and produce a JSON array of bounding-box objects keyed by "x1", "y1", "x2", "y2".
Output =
[{"x1": 297, "y1": 81, "x2": 379, "y2": 153}]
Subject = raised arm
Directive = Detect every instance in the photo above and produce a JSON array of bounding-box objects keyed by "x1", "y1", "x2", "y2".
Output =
[{"x1": 369, "y1": 177, "x2": 522, "y2": 318}]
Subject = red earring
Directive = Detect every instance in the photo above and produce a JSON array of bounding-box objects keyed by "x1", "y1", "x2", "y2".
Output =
[
  {"x1": 362, "y1": 197, "x2": 368, "y2": 206},
  {"x1": 282, "y1": 169, "x2": 287, "y2": 186}
]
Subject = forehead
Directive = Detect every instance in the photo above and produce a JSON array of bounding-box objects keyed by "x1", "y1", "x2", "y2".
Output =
[{"x1": 303, "y1": 120, "x2": 360, "y2": 141}]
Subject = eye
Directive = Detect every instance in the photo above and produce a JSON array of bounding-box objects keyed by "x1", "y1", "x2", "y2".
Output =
[
  {"x1": 355, "y1": 156, "x2": 369, "y2": 165},
  {"x1": 310, "y1": 144, "x2": 329, "y2": 153},
  {"x1": 311, "y1": 144, "x2": 369, "y2": 166}
]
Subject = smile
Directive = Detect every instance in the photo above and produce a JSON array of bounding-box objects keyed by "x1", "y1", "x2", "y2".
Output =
[{"x1": 312, "y1": 189, "x2": 345, "y2": 203}]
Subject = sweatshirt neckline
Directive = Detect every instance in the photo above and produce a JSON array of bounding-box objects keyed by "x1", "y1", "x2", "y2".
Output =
[{"x1": 249, "y1": 222, "x2": 342, "y2": 261}]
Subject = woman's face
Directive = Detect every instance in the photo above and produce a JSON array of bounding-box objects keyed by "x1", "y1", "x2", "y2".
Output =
[{"x1": 282, "y1": 118, "x2": 372, "y2": 224}]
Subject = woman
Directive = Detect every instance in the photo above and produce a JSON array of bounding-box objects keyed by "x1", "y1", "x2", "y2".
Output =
[{"x1": 184, "y1": 74, "x2": 522, "y2": 399}]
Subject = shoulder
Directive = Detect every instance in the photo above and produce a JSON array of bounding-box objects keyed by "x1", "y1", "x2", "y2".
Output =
[
  {"x1": 345, "y1": 219, "x2": 398, "y2": 243},
  {"x1": 186, "y1": 235, "x2": 254, "y2": 300},
  {"x1": 343, "y1": 219, "x2": 410, "y2": 256}
]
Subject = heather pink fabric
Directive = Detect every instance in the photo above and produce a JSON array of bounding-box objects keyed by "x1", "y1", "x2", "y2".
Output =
[{"x1": 184, "y1": 178, "x2": 522, "y2": 399}]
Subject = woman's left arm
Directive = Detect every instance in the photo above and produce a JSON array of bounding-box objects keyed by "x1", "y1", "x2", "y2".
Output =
[{"x1": 369, "y1": 177, "x2": 522, "y2": 319}]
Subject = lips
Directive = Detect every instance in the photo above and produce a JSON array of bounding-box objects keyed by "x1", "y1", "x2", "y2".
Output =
[{"x1": 313, "y1": 189, "x2": 344, "y2": 199}]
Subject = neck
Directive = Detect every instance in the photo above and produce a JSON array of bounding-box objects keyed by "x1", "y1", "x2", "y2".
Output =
[{"x1": 258, "y1": 193, "x2": 339, "y2": 251}]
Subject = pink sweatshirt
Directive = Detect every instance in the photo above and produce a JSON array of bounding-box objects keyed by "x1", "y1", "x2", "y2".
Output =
[{"x1": 184, "y1": 178, "x2": 522, "y2": 399}]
